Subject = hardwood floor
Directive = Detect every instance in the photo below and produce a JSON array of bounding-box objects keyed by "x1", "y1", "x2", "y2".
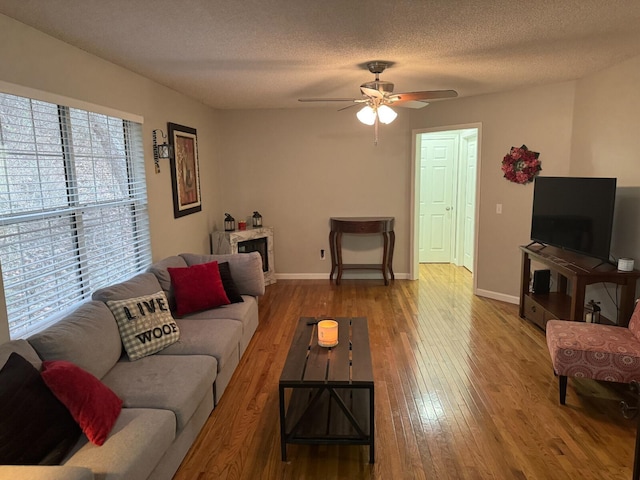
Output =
[{"x1": 174, "y1": 264, "x2": 637, "y2": 479}]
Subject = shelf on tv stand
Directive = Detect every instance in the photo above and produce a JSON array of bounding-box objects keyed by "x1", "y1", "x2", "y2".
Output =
[{"x1": 519, "y1": 244, "x2": 640, "y2": 330}]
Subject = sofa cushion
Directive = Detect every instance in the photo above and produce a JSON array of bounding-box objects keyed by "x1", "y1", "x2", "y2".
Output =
[
  {"x1": 185, "y1": 296, "x2": 257, "y2": 329},
  {"x1": 180, "y1": 252, "x2": 265, "y2": 297},
  {"x1": 0, "y1": 338, "x2": 42, "y2": 370},
  {"x1": 0, "y1": 352, "x2": 81, "y2": 465},
  {"x1": 159, "y1": 318, "x2": 241, "y2": 372},
  {"x1": 147, "y1": 255, "x2": 188, "y2": 311},
  {"x1": 148, "y1": 255, "x2": 188, "y2": 289},
  {"x1": 184, "y1": 297, "x2": 258, "y2": 357},
  {"x1": 106, "y1": 291, "x2": 180, "y2": 361},
  {"x1": 168, "y1": 261, "x2": 230, "y2": 317},
  {"x1": 92, "y1": 272, "x2": 163, "y2": 303},
  {"x1": 42, "y1": 360, "x2": 123, "y2": 446},
  {"x1": 64, "y1": 408, "x2": 176, "y2": 480},
  {"x1": 218, "y1": 261, "x2": 244, "y2": 304},
  {"x1": 100, "y1": 354, "x2": 216, "y2": 431},
  {"x1": 28, "y1": 301, "x2": 122, "y2": 379}
]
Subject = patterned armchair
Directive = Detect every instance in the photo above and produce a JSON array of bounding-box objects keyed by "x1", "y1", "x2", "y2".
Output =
[{"x1": 546, "y1": 300, "x2": 640, "y2": 404}]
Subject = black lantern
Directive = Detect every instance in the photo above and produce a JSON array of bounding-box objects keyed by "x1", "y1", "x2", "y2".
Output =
[
  {"x1": 252, "y1": 211, "x2": 262, "y2": 228},
  {"x1": 152, "y1": 129, "x2": 173, "y2": 174},
  {"x1": 584, "y1": 299, "x2": 601, "y2": 323},
  {"x1": 224, "y1": 213, "x2": 235, "y2": 232}
]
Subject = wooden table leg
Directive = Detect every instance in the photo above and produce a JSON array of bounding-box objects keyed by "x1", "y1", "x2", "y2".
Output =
[
  {"x1": 336, "y1": 231, "x2": 343, "y2": 285},
  {"x1": 279, "y1": 385, "x2": 287, "y2": 461},
  {"x1": 369, "y1": 385, "x2": 375, "y2": 463},
  {"x1": 519, "y1": 252, "x2": 530, "y2": 318},
  {"x1": 571, "y1": 279, "x2": 586, "y2": 322},
  {"x1": 382, "y1": 232, "x2": 389, "y2": 285},
  {"x1": 388, "y1": 230, "x2": 395, "y2": 281},
  {"x1": 329, "y1": 229, "x2": 337, "y2": 282},
  {"x1": 619, "y1": 279, "x2": 638, "y2": 327}
]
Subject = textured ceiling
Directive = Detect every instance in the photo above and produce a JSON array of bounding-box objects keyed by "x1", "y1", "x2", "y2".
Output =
[{"x1": 2, "y1": 0, "x2": 640, "y2": 109}]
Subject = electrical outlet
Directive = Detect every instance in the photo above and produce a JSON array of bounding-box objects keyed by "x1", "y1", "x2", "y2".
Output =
[{"x1": 320, "y1": 249, "x2": 325, "y2": 260}]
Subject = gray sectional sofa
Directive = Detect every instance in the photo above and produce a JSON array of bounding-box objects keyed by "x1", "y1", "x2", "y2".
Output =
[{"x1": 0, "y1": 252, "x2": 265, "y2": 480}]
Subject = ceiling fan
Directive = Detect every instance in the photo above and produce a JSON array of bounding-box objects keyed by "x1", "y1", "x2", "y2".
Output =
[{"x1": 298, "y1": 61, "x2": 458, "y2": 144}]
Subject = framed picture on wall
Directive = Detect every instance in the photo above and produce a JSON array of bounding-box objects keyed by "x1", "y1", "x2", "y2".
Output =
[{"x1": 168, "y1": 123, "x2": 202, "y2": 218}]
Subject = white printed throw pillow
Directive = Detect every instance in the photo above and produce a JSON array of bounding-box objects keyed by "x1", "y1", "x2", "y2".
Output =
[{"x1": 106, "y1": 291, "x2": 180, "y2": 361}]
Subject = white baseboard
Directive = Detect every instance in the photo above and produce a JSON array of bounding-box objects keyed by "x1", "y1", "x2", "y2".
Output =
[{"x1": 475, "y1": 288, "x2": 519, "y2": 305}]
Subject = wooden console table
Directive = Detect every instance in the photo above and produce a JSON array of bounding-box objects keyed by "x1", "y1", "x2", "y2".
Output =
[
  {"x1": 519, "y1": 244, "x2": 640, "y2": 330},
  {"x1": 329, "y1": 217, "x2": 395, "y2": 285}
]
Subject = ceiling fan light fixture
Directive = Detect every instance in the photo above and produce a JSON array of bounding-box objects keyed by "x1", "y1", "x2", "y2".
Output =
[
  {"x1": 377, "y1": 105, "x2": 397, "y2": 124},
  {"x1": 356, "y1": 105, "x2": 376, "y2": 125}
]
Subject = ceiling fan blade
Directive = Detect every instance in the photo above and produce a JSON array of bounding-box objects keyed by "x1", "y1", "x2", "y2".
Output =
[
  {"x1": 390, "y1": 90, "x2": 458, "y2": 104},
  {"x1": 396, "y1": 100, "x2": 430, "y2": 109},
  {"x1": 298, "y1": 98, "x2": 357, "y2": 103}
]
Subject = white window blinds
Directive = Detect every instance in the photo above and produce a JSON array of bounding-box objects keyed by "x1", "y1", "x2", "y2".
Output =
[{"x1": 0, "y1": 92, "x2": 151, "y2": 338}]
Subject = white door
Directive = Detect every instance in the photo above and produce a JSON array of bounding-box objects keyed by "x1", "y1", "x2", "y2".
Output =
[
  {"x1": 461, "y1": 133, "x2": 477, "y2": 271},
  {"x1": 419, "y1": 135, "x2": 457, "y2": 263}
]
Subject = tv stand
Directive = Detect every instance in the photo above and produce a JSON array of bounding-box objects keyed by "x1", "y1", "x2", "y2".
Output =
[{"x1": 519, "y1": 244, "x2": 640, "y2": 330}]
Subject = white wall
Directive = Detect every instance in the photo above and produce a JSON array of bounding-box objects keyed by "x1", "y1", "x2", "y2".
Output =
[
  {"x1": 216, "y1": 108, "x2": 413, "y2": 277},
  {"x1": 570, "y1": 55, "x2": 640, "y2": 185}
]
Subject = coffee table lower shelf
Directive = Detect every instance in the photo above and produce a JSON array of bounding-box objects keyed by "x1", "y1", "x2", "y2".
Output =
[{"x1": 279, "y1": 385, "x2": 374, "y2": 463}]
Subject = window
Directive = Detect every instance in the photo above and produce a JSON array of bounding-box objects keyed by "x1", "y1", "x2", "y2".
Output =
[{"x1": 0, "y1": 92, "x2": 151, "y2": 338}]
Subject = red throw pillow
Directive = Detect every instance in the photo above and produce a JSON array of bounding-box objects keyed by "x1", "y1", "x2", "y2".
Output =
[
  {"x1": 167, "y1": 261, "x2": 230, "y2": 317},
  {"x1": 41, "y1": 360, "x2": 122, "y2": 446}
]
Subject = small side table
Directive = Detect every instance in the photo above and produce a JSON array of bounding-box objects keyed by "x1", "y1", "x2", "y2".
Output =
[{"x1": 329, "y1": 217, "x2": 395, "y2": 285}]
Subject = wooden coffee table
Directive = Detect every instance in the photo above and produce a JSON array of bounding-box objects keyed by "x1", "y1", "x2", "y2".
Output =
[{"x1": 278, "y1": 316, "x2": 375, "y2": 463}]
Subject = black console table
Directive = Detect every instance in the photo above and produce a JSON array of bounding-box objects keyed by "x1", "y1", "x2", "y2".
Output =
[{"x1": 329, "y1": 217, "x2": 395, "y2": 285}]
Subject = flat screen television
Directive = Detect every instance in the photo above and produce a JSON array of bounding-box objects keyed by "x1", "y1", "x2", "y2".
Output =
[{"x1": 530, "y1": 176, "x2": 617, "y2": 261}]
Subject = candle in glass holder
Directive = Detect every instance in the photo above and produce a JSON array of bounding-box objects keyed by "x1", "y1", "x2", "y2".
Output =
[{"x1": 317, "y1": 319, "x2": 338, "y2": 347}]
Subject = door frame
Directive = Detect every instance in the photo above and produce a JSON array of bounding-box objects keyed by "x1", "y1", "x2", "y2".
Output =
[
  {"x1": 456, "y1": 130, "x2": 478, "y2": 270},
  {"x1": 409, "y1": 123, "x2": 482, "y2": 293}
]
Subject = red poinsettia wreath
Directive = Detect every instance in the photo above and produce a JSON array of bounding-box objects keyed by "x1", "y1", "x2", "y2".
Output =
[{"x1": 501, "y1": 145, "x2": 541, "y2": 185}]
